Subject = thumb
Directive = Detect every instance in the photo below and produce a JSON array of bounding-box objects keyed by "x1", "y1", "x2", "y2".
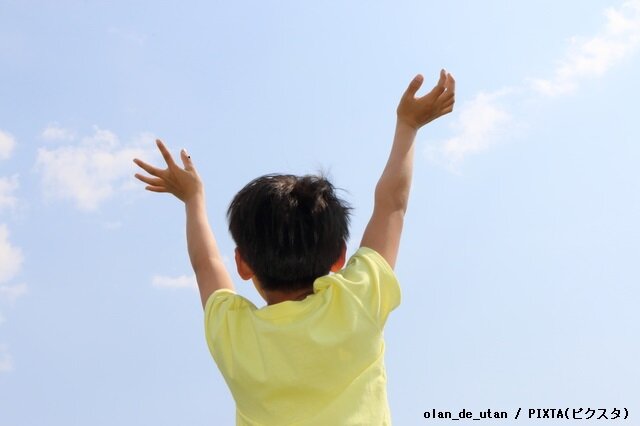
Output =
[
  {"x1": 180, "y1": 148, "x2": 195, "y2": 171},
  {"x1": 402, "y1": 74, "x2": 424, "y2": 100}
]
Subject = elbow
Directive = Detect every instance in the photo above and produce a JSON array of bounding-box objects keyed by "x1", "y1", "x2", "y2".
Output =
[
  {"x1": 374, "y1": 184, "x2": 410, "y2": 213},
  {"x1": 191, "y1": 256, "x2": 225, "y2": 275}
]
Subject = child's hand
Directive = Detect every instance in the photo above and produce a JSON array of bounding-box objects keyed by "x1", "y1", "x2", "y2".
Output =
[
  {"x1": 133, "y1": 139, "x2": 203, "y2": 203},
  {"x1": 396, "y1": 69, "x2": 455, "y2": 129}
]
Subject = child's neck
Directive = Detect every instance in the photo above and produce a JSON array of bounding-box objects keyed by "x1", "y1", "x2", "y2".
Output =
[{"x1": 264, "y1": 287, "x2": 315, "y2": 305}]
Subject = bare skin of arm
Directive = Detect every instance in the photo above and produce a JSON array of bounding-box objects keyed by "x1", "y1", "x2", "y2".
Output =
[
  {"x1": 361, "y1": 70, "x2": 456, "y2": 269},
  {"x1": 134, "y1": 140, "x2": 235, "y2": 308}
]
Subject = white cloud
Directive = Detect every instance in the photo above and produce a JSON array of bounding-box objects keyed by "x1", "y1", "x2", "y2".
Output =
[
  {"x1": 0, "y1": 345, "x2": 13, "y2": 373},
  {"x1": 152, "y1": 274, "x2": 197, "y2": 290},
  {"x1": 0, "y1": 132, "x2": 24, "y2": 373},
  {"x1": 0, "y1": 283, "x2": 28, "y2": 304},
  {"x1": 532, "y1": 0, "x2": 640, "y2": 96},
  {"x1": 0, "y1": 234, "x2": 26, "y2": 375},
  {"x1": 0, "y1": 225, "x2": 23, "y2": 285},
  {"x1": 427, "y1": 1, "x2": 640, "y2": 171},
  {"x1": 425, "y1": 90, "x2": 513, "y2": 171},
  {"x1": 41, "y1": 124, "x2": 76, "y2": 142},
  {"x1": 0, "y1": 175, "x2": 19, "y2": 211},
  {"x1": 0, "y1": 130, "x2": 15, "y2": 160},
  {"x1": 35, "y1": 128, "x2": 158, "y2": 211}
]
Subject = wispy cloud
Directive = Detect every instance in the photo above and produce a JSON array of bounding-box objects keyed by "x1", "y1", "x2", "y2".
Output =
[
  {"x1": 428, "y1": 0, "x2": 640, "y2": 169},
  {"x1": 152, "y1": 256, "x2": 232, "y2": 290},
  {"x1": 41, "y1": 124, "x2": 76, "y2": 142},
  {"x1": 0, "y1": 283, "x2": 28, "y2": 304},
  {"x1": 0, "y1": 225, "x2": 25, "y2": 375},
  {"x1": 0, "y1": 131, "x2": 24, "y2": 374},
  {"x1": 0, "y1": 130, "x2": 15, "y2": 160},
  {"x1": 0, "y1": 225, "x2": 23, "y2": 285},
  {"x1": 531, "y1": 0, "x2": 640, "y2": 96},
  {"x1": 0, "y1": 345, "x2": 13, "y2": 373},
  {"x1": 152, "y1": 274, "x2": 197, "y2": 290},
  {"x1": 35, "y1": 127, "x2": 158, "y2": 211},
  {"x1": 426, "y1": 90, "x2": 513, "y2": 172},
  {"x1": 0, "y1": 175, "x2": 19, "y2": 211}
]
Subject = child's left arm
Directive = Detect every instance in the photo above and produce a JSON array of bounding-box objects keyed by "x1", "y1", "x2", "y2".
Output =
[{"x1": 133, "y1": 140, "x2": 235, "y2": 309}]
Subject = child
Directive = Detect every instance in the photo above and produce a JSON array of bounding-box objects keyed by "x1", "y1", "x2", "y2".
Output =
[{"x1": 133, "y1": 70, "x2": 455, "y2": 425}]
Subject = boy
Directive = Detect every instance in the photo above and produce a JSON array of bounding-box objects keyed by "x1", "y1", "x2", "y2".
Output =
[{"x1": 133, "y1": 70, "x2": 455, "y2": 425}]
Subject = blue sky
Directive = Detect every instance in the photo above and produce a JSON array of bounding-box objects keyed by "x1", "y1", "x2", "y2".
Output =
[{"x1": 1, "y1": 1, "x2": 639, "y2": 424}]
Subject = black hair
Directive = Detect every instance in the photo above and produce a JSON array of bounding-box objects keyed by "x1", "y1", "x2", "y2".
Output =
[{"x1": 227, "y1": 173, "x2": 352, "y2": 292}]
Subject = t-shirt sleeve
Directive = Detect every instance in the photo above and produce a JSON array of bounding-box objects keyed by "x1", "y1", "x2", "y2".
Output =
[
  {"x1": 203, "y1": 289, "x2": 245, "y2": 369},
  {"x1": 335, "y1": 246, "x2": 401, "y2": 328}
]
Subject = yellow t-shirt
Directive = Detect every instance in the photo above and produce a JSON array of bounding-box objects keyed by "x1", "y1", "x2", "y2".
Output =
[{"x1": 204, "y1": 246, "x2": 401, "y2": 425}]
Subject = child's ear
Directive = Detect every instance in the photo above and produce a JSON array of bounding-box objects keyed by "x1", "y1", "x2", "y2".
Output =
[
  {"x1": 235, "y1": 248, "x2": 254, "y2": 280},
  {"x1": 330, "y1": 242, "x2": 347, "y2": 272}
]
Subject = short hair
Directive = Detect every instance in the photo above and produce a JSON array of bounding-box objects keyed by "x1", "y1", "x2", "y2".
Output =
[{"x1": 227, "y1": 173, "x2": 352, "y2": 292}]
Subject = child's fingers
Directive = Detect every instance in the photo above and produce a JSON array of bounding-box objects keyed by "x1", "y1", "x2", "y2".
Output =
[
  {"x1": 441, "y1": 98, "x2": 455, "y2": 110},
  {"x1": 180, "y1": 148, "x2": 194, "y2": 171},
  {"x1": 134, "y1": 173, "x2": 164, "y2": 187},
  {"x1": 444, "y1": 72, "x2": 455, "y2": 93},
  {"x1": 442, "y1": 104, "x2": 454, "y2": 115},
  {"x1": 435, "y1": 72, "x2": 455, "y2": 105},
  {"x1": 401, "y1": 74, "x2": 424, "y2": 100},
  {"x1": 145, "y1": 185, "x2": 168, "y2": 193},
  {"x1": 133, "y1": 158, "x2": 163, "y2": 177},
  {"x1": 438, "y1": 69, "x2": 447, "y2": 86},
  {"x1": 156, "y1": 139, "x2": 179, "y2": 169},
  {"x1": 426, "y1": 71, "x2": 447, "y2": 98},
  {"x1": 438, "y1": 90, "x2": 455, "y2": 105}
]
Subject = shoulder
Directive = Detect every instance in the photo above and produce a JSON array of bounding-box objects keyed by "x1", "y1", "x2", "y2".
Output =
[
  {"x1": 337, "y1": 246, "x2": 398, "y2": 282},
  {"x1": 314, "y1": 246, "x2": 401, "y2": 327},
  {"x1": 204, "y1": 289, "x2": 256, "y2": 322}
]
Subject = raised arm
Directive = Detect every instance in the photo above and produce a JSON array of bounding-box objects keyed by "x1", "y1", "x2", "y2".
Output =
[
  {"x1": 134, "y1": 140, "x2": 235, "y2": 308},
  {"x1": 360, "y1": 70, "x2": 455, "y2": 269}
]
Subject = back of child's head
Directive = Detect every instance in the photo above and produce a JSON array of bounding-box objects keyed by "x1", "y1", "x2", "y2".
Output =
[{"x1": 227, "y1": 173, "x2": 352, "y2": 292}]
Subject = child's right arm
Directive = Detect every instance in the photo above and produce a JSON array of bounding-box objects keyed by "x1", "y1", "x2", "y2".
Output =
[{"x1": 360, "y1": 70, "x2": 455, "y2": 269}]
